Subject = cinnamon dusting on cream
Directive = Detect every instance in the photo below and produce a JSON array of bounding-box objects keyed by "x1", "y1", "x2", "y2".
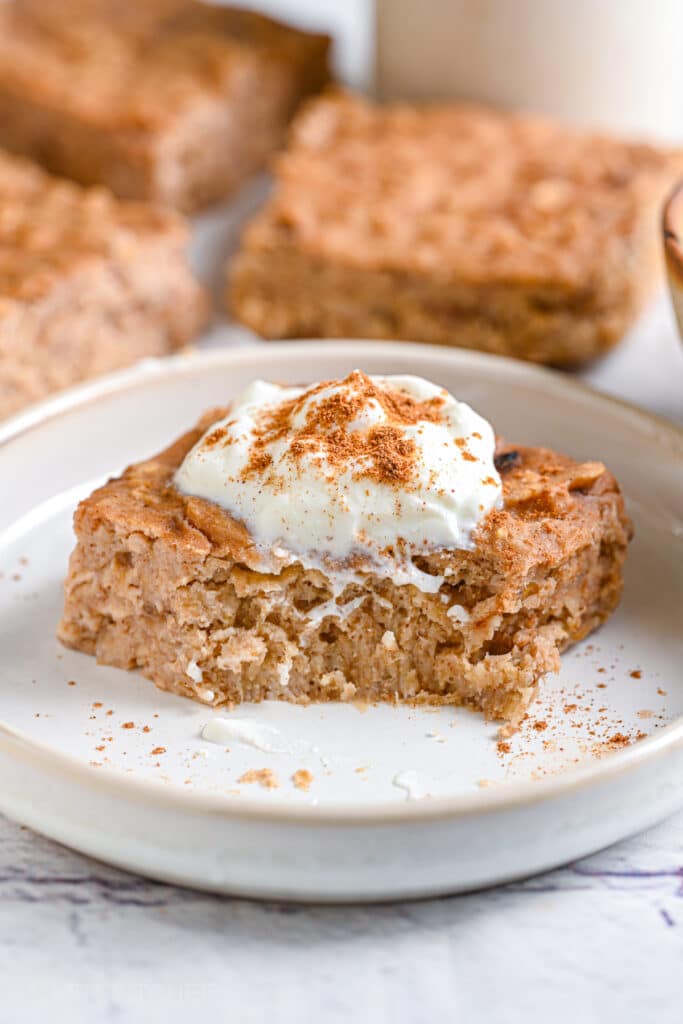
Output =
[
  {"x1": 242, "y1": 370, "x2": 446, "y2": 487},
  {"x1": 174, "y1": 371, "x2": 502, "y2": 591}
]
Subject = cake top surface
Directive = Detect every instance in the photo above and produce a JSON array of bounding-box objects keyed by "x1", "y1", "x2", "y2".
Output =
[
  {"x1": 173, "y1": 371, "x2": 503, "y2": 592},
  {"x1": 0, "y1": 149, "x2": 184, "y2": 305},
  {"x1": 76, "y1": 402, "x2": 626, "y2": 593},
  {"x1": 0, "y1": 0, "x2": 329, "y2": 130},
  {"x1": 242, "y1": 92, "x2": 677, "y2": 289}
]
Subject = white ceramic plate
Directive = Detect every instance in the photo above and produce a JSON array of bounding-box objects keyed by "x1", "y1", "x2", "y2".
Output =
[{"x1": 0, "y1": 342, "x2": 682, "y2": 902}]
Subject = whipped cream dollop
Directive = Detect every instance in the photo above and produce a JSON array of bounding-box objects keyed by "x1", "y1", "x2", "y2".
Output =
[{"x1": 174, "y1": 371, "x2": 502, "y2": 592}]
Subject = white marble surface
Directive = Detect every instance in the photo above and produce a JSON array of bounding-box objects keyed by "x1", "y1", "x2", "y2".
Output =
[
  {"x1": 1, "y1": 810, "x2": 682, "y2": 1023},
  {"x1": 3, "y1": 3, "x2": 683, "y2": 1019}
]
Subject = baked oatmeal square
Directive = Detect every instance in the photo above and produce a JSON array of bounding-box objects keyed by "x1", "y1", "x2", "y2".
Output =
[
  {"x1": 0, "y1": 0, "x2": 330, "y2": 211},
  {"x1": 58, "y1": 372, "x2": 631, "y2": 729},
  {"x1": 0, "y1": 149, "x2": 208, "y2": 418},
  {"x1": 230, "y1": 92, "x2": 679, "y2": 365}
]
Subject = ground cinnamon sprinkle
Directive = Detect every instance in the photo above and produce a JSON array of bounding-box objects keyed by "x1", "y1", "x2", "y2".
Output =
[
  {"x1": 240, "y1": 371, "x2": 447, "y2": 487},
  {"x1": 151, "y1": 746, "x2": 166, "y2": 755},
  {"x1": 630, "y1": 669, "x2": 642, "y2": 679},
  {"x1": 607, "y1": 732, "x2": 631, "y2": 747},
  {"x1": 203, "y1": 425, "x2": 231, "y2": 449},
  {"x1": 244, "y1": 448, "x2": 273, "y2": 475}
]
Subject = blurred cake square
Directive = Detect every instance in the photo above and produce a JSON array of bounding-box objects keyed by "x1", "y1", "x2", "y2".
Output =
[
  {"x1": 0, "y1": 0, "x2": 330, "y2": 211},
  {"x1": 0, "y1": 150, "x2": 207, "y2": 418},
  {"x1": 230, "y1": 92, "x2": 679, "y2": 364}
]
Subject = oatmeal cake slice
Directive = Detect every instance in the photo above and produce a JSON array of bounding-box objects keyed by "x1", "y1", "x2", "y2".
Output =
[
  {"x1": 58, "y1": 373, "x2": 631, "y2": 728},
  {"x1": 0, "y1": 149, "x2": 208, "y2": 419},
  {"x1": 229, "y1": 92, "x2": 679, "y2": 365},
  {"x1": 0, "y1": 0, "x2": 330, "y2": 211}
]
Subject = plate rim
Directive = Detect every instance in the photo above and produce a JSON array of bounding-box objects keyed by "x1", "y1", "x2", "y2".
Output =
[{"x1": 1, "y1": 338, "x2": 682, "y2": 827}]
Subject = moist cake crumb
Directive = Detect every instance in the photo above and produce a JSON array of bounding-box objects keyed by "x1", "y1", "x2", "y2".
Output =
[
  {"x1": 238, "y1": 768, "x2": 280, "y2": 790},
  {"x1": 292, "y1": 769, "x2": 314, "y2": 791}
]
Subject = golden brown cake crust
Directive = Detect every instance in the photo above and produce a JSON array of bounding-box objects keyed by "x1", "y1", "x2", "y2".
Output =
[
  {"x1": 229, "y1": 92, "x2": 681, "y2": 364},
  {"x1": 0, "y1": 0, "x2": 331, "y2": 210},
  {"x1": 58, "y1": 407, "x2": 632, "y2": 726}
]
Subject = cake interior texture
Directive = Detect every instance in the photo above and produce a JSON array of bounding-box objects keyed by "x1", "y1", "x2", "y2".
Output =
[
  {"x1": 0, "y1": 0, "x2": 330, "y2": 211},
  {"x1": 0, "y1": 149, "x2": 208, "y2": 419},
  {"x1": 229, "y1": 92, "x2": 680, "y2": 365},
  {"x1": 58, "y1": 411, "x2": 632, "y2": 727}
]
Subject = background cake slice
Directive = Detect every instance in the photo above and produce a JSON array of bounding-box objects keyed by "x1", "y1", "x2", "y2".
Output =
[
  {"x1": 58, "y1": 384, "x2": 631, "y2": 729},
  {"x1": 0, "y1": 0, "x2": 330, "y2": 211},
  {"x1": 0, "y1": 149, "x2": 208, "y2": 419},
  {"x1": 229, "y1": 91, "x2": 680, "y2": 365}
]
